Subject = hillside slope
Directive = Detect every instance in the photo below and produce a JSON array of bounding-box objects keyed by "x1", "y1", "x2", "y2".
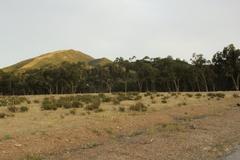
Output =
[{"x1": 2, "y1": 50, "x2": 111, "y2": 72}]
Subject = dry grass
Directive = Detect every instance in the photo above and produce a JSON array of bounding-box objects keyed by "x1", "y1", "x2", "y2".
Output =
[{"x1": 0, "y1": 91, "x2": 239, "y2": 160}]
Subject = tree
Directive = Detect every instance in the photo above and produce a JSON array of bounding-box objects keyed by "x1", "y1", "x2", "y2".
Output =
[
  {"x1": 212, "y1": 44, "x2": 240, "y2": 91},
  {"x1": 191, "y1": 53, "x2": 209, "y2": 92}
]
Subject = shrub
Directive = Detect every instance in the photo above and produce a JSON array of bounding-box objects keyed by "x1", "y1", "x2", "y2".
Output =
[
  {"x1": 195, "y1": 93, "x2": 202, "y2": 98},
  {"x1": 112, "y1": 98, "x2": 120, "y2": 105},
  {"x1": 20, "y1": 106, "x2": 29, "y2": 112},
  {"x1": 69, "y1": 109, "x2": 76, "y2": 115},
  {"x1": 233, "y1": 93, "x2": 240, "y2": 98},
  {"x1": 144, "y1": 92, "x2": 152, "y2": 97},
  {"x1": 118, "y1": 106, "x2": 125, "y2": 112},
  {"x1": 0, "y1": 113, "x2": 6, "y2": 119},
  {"x1": 186, "y1": 93, "x2": 193, "y2": 98},
  {"x1": 33, "y1": 100, "x2": 40, "y2": 103},
  {"x1": 134, "y1": 95, "x2": 142, "y2": 100},
  {"x1": 71, "y1": 101, "x2": 83, "y2": 108},
  {"x1": 129, "y1": 102, "x2": 147, "y2": 112},
  {"x1": 99, "y1": 93, "x2": 112, "y2": 102},
  {"x1": 8, "y1": 106, "x2": 18, "y2": 113},
  {"x1": 215, "y1": 93, "x2": 225, "y2": 98},
  {"x1": 161, "y1": 100, "x2": 167, "y2": 104},
  {"x1": 85, "y1": 97, "x2": 101, "y2": 111},
  {"x1": 95, "y1": 108, "x2": 104, "y2": 113},
  {"x1": 41, "y1": 98, "x2": 57, "y2": 110}
]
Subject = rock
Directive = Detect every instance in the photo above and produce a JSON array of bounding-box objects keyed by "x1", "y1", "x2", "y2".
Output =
[{"x1": 14, "y1": 143, "x2": 22, "y2": 147}]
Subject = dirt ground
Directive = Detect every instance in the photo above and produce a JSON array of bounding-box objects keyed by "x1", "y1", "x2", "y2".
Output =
[{"x1": 0, "y1": 92, "x2": 240, "y2": 160}]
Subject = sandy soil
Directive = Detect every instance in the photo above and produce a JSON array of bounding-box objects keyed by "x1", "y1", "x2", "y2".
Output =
[{"x1": 0, "y1": 92, "x2": 240, "y2": 160}]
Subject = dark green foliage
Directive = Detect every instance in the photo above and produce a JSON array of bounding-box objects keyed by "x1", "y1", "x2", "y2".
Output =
[
  {"x1": 20, "y1": 106, "x2": 29, "y2": 112},
  {"x1": 129, "y1": 102, "x2": 147, "y2": 112},
  {"x1": 41, "y1": 98, "x2": 57, "y2": 110}
]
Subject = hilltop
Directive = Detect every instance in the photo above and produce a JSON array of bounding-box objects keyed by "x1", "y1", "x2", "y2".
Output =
[{"x1": 2, "y1": 50, "x2": 111, "y2": 73}]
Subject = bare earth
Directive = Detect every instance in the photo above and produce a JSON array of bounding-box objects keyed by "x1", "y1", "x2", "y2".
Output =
[{"x1": 0, "y1": 92, "x2": 240, "y2": 160}]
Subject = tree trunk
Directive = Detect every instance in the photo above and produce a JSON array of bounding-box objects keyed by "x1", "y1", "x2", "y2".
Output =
[
  {"x1": 124, "y1": 81, "x2": 128, "y2": 95},
  {"x1": 137, "y1": 81, "x2": 143, "y2": 92},
  {"x1": 201, "y1": 73, "x2": 208, "y2": 92},
  {"x1": 173, "y1": 80, "x2": 179, "y2": 92},
  {"x1": 231, "y1": 74, "x2": 239, "y2": 91}
]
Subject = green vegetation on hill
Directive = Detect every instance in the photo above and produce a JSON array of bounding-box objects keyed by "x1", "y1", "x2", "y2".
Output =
[{"x1": 2, "y1": 49, "x2": 111, "y2": 73}]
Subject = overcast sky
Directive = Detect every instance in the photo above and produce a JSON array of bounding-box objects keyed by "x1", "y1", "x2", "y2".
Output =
[{"x1": 0, "y1": 0, "x2": 240, "y2": 68}]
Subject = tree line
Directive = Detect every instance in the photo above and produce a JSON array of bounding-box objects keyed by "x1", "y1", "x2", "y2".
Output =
[{"x1": 0, "y1": 44, "x2": 239, "y2": 95}]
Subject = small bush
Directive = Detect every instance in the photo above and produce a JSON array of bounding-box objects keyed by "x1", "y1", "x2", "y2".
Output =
[
  {"x1": 186, "y1": 93, "x2": 193, "y2": 98},
  {"x1": 195, "y1": 93, "x2": 202, "y2": 98},
  {"x1": 233, "y1": 94, "x2": 240, "y2": 98},
  {"x1": 33, "y1": 100, "x2": 40, "y2": 104},
  {"x1": 112, "y1": 98, "x2": 120, "y2": 105},
  {"x1": 0, "y1": 113, "x2": 6, "y2": 119},
  {"x1": 20, "y1": 106, "x2": 29, "y2": 112},
  {"x1": 99, "y1": 94, "x2": 112, "y2": 102},
  {"x1": 69, "y1": 109, "x2": 76, "y2": 115},
  {"x1": 71, "y1": 101, "x2": 83, "y2": 108},
  {"x1": 161, "y1": 100, "x2": 167, "y2": 104},
  {"x1": 215, "y1": 93, "x2": 225, "y2": 98},
  {"x1": 129, "y1": 102, "x2": 147, "y2": 112},
  {"x1": 85, "y1": 97, "x2": 101, "y2": 111},
  {"x1": 8, "y1": 106, "x2": 18, "y2": 113},
  {"x1": 144, "y1": 92, "x2": 152, "y2": 97},
  {"x1": 41, "y1": 98, "x2": 57, "y2": 110},
  {"x1": 118, "y1": 106, "x2": 125, "y2": 112},
  {"x1": 134, "y1": 95, "x2": 142, "y2": 100}
]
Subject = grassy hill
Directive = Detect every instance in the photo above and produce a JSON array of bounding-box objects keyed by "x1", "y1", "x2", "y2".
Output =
[{"x1": 2, "y1": 50, "x2": 111, "y2": 73}]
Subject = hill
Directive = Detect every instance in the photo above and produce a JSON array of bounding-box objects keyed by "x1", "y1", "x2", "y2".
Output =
[{"x1": 2, "y1": 50, "x2": 111, "y2": 73}]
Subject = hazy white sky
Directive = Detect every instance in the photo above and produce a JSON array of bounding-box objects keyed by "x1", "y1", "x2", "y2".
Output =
[{"x1": 0, "y1": 0, "x2": 240, "y2": 67}]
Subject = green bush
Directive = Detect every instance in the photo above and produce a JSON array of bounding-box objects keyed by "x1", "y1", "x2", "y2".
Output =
[
  {"x1": 71, "y1": 101, "x2": 83, "y2": 108},
  {"x1": 20, "y1": 106, "x2": 29, "y2": 112},
  {"x1": 85, "y1": 97, "x2": 101, "y2": 111},
  {"x1": 129, "y1": 102, "x2": 147, "y2": 112},
  {"x1": 41, "y1": 98, "x2": 57, "y2": 110}
]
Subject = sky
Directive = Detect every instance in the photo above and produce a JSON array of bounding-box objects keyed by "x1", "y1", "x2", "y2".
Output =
[{"x1": 0, "y1": 0, "x2": 240, "y2": 68}]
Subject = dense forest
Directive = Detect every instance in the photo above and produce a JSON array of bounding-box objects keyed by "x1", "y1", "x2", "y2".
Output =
[{"x1": 0, "y1": 44, "x2": 239, "y2": 95}]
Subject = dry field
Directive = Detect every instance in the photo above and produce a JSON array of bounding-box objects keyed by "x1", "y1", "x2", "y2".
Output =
[{"x1": 0, "y1": 92, "x2": 240, "y2": 160}]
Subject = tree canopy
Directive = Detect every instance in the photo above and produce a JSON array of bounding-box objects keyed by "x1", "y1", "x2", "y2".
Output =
[{"x1": 0, "y1": 44, "x2": 239, "y2": 95}]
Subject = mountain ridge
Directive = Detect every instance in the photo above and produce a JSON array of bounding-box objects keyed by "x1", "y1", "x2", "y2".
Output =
[{"x1": 2, "y1": 49, "x2": 111, "y2": 73}]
